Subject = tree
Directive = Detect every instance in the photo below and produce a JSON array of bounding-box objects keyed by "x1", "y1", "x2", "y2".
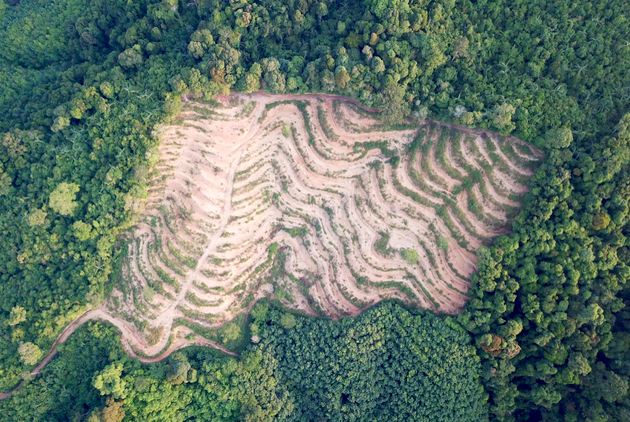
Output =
[
  {"x1": 88, "y1": 398, "x2": 125, "y2": 422},
  {"x1": 492, "y1": 103, "x2": 516, "y2": 134},
  {"x1": 221, "y1": 323, "x2": 241, "y2": 343},
  {"x1": 263, "y1": 60, "x2": 286, "y2": 94},
  {"x1": 315, "y1": 2, "x2": 328, "y2": 22},
  {"x1": 73, "y1": 221, "x2": 92, "y2": 241},
  {"x1": 28, "y1": 209, "x2": 47, "y2": 226},
  {"x1": 592, "y1": 211, "x2": 611, "y2": 230},
  {"x1": 250, "y1": 302, "x2": 269, "y2": 323},
  {"x1": 238, "y1": 63, "x2": 262, "y2": 93},
  {"x1": 335, "y1": 66, "x2": 350, "y2": 89},
  {"x1": 0, "y1": 171, "x2": 10, "y2": 197},
  {"x1": 93, "y1": 363, "x2": 127, "y2": 399},
  {"x1": 18, "y1": 342, "x2": 43, "y2": 365},
  {"x1": 166, "y1": 354, "x2": 192, "y2": 385},
  {"x1": 582, "y1": 363, "x2": 629, "y2": 403},
  {"x1": 419, "y1": 34, "x2": 447, "y2": 76},
  {"x1": 7, "y1": 306, "x2": 26, "y2": 326},
  {"x1": 362, "y1": 45, "x2": 373, "y2": 60},
  {"x1": 258, "y1": 303, "x2": 487, "y2": 421},
  {"x1": 568, "y1": 352, "x2": 592, "y2": 376},
  {"x1": 117, "y1": 45, "x2": 143, "y2": 68},
  {"x1": 452, "y1": 36, "x2": 469, "y2": 59},
  {"x1": 401, "y1": 249, "x2": 418, "y2": 264},
  {"x1": 1, "y1": 1, "x2": 630, "y2": 419},
  {"x1": 279, "y1": 313, "x2": 296, "y2": 329},
  {"x1": 101, "y1": 398, "x2": 125, "y2": 422},
  {"x1": 437, "y1": 237, "x2": 449, "y2": 251},
  {"x1": 188, "y1": 29, "x2": 214, "y2": 59},
  {"x1": 49, "y1": 182, "x2": 79, "y2": 216},
  {"x1": 378, "y1": 82, "x2": 410, "y2": 123},
  {"x1": 577, "y1": 303, "x2": 605, "y2": 326},
  {"x1": 545, "y1": 128, "x2": 573, "y2": 149},
  {"x1": 371, "y1": 56, "x2": 385, "y2": 73}
]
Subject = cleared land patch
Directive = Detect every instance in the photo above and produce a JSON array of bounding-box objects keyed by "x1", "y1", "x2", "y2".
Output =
[{"x1": 107, "y1": 93, "x2": 541, "y2": 355}]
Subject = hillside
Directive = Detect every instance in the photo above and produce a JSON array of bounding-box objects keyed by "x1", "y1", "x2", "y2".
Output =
[
  {"x1": 109, "y1": 93, "x2": 538, "y2": 352},
  {"x1": 0, "y1": 0, "x2": 629, "y2": 421}
]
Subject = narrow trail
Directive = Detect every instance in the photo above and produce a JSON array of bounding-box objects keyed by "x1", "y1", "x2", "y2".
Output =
[
  {"x1": 0, "y1": 306, "x2": 238, "y2": 401},
  {"x1": 3, "y1": 94, "x2": 542, "y2": 404},
  {"x1": 148, "y1": 148, "x2": 247, "y2": 352},
  {"x1": 1, "y1": 94, "x2": 542, "y2": 403}
]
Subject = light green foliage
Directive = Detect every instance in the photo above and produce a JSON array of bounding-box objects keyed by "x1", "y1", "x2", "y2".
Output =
[
  {"x1": 73, "y1": 221, "x2": 92, "y2": 241},
  {"x1": 568, "y1": 353, "x2": 591, "y2": 376},
  {"x1": 279, "y1": 313, "x2": 296, "y2": 329},
  {"x1": 492, "y1": 103, "x2": 516, "y2": 134},
  {"x1": 268, "y1": 242, "x2": 279, "y2": 257},
  {"x1": 18, "y1": 342, "x2": 42, "y2": 365},
  {"x1": 577, "y1": 303, "x2": 605, "y2": 326},
  {"x1": 49, "y1": 183, "x2": 79, "y2": 216},
  {"x1": 250, "y1": 302, "x2": 269, "y2": 323},
  {"x1": 99, "y1": 82, "x2": 115, "y2": 99},
  {"x1": 221, "y1": 323, "x2": 241, "y2": 344},
  {"x1": 7, "y1": 306, "x2": 26, "y2": 326},
  {"x1": 437, "y1": 236, "x2": 449, "y2": 251},
  {"x1": 0, "y1": 171, "x2": 11, "y2": 196},
  {"x1": 281, "y1": 123, "x2": 290, "y2": 138},
  {"x1": 545, "y1": 128, "x2": 574, "y2": 150},
  {"x1": 378, "y1": 82, "x2": 410, "y2": 123},
  {"x1": 117, "y1": 45, "x2": 143, "y2": 69},
  {"x1": 27, "y1": 209, "x2": 47, "y2": 226},
  {"x1": 143, "y1": 286, "x2": 154, "y2": 302},
  {"x1": 0, "y1": 0, "x2": 629, "y2": 420},
  {"x1": 93, "y1": 363, "x2": 127, "y2": 399},
  {"x1": 400, "y1": 249, "x2": 418, "y2": 265},
  {"x1": 105, "y1": 347, "x2": 292, "y2": 421}
]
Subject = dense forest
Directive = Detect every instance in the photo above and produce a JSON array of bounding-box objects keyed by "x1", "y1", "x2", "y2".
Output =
[
  {"x1": 0, "y1": 303, "x2": 486, "y2": 422},
  {"x1": 1, "y1": 0, "x2": 629, "y2": 421}
]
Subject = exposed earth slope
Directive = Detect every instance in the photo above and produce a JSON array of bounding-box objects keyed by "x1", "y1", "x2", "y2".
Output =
[{"x1": 108, "y1": 93, "x2": 540, "y2": 355}]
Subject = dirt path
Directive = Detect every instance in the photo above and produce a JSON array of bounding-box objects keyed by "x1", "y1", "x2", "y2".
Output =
[
  {"x1": 1, "y1": 94, "x2": 542, "y2": 402},
  {"x1": 97, "y1": 93, "x2": 540, "y2": 363},
  {"x1": 0, "y1": 307, "x2": 238, "y2": 401}
]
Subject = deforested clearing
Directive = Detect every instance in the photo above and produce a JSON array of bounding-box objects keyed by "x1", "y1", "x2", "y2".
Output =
[{"x1": 107, "y1": 93, "x2": 541, "y2": 355}]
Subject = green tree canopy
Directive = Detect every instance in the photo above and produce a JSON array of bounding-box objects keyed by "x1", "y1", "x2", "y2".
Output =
[{"x1": 49, "y1": 182, "x2": 79, "y2": 216}]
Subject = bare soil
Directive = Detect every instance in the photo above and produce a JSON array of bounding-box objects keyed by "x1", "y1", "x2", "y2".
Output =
[
  {"x1": 0, "y1": 94, "x2": 541, "y2": 401},
  {"x1": 105, "y1": 92, "x2": 540, "y2": 354}
]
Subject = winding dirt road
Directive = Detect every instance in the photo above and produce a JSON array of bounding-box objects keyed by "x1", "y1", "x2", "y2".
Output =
[
  {"x1": 0, "y1": 307, "x2": 237, "y2": 401},
  {"x1": 114, "y1": 92, "x2": 539, "y2": 347},
  {"x1": 1, "y1": 93, "x2": 540, "y2": 402}
]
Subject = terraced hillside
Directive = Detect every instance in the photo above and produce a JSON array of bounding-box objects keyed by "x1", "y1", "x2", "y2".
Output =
[{"x1": 108, "y1": 93, "x2": 541, "y2": 353}]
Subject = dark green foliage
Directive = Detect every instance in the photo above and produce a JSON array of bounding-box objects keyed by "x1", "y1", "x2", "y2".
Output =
[
  {"x1": 374, "y1": 231, "x2": 391, "y2": 255},
  {"x1": 281, "y1": 225, "x2": 308, "y2": 238},
  {"x1": 1, "y1": 0, "x2": 630, "y2": 420},
  {"x1": 0, "y1": 322, "x2": 126, "y2": 421},
  {"x1": 0, "y1": 0, "x2": 194, "y2": 390},
  {"x1": 356, "y1": 140, "x2": 397, "y2": 159},
  {"x1": 459, "y1": 115, "x2": 630, "y2": 421},
  {"x1": 258, "y1": 302, "x2": 487, "y2": 422},
  {"x1": 1, "y1": 303, "x2": 487, "y2": 422}
]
